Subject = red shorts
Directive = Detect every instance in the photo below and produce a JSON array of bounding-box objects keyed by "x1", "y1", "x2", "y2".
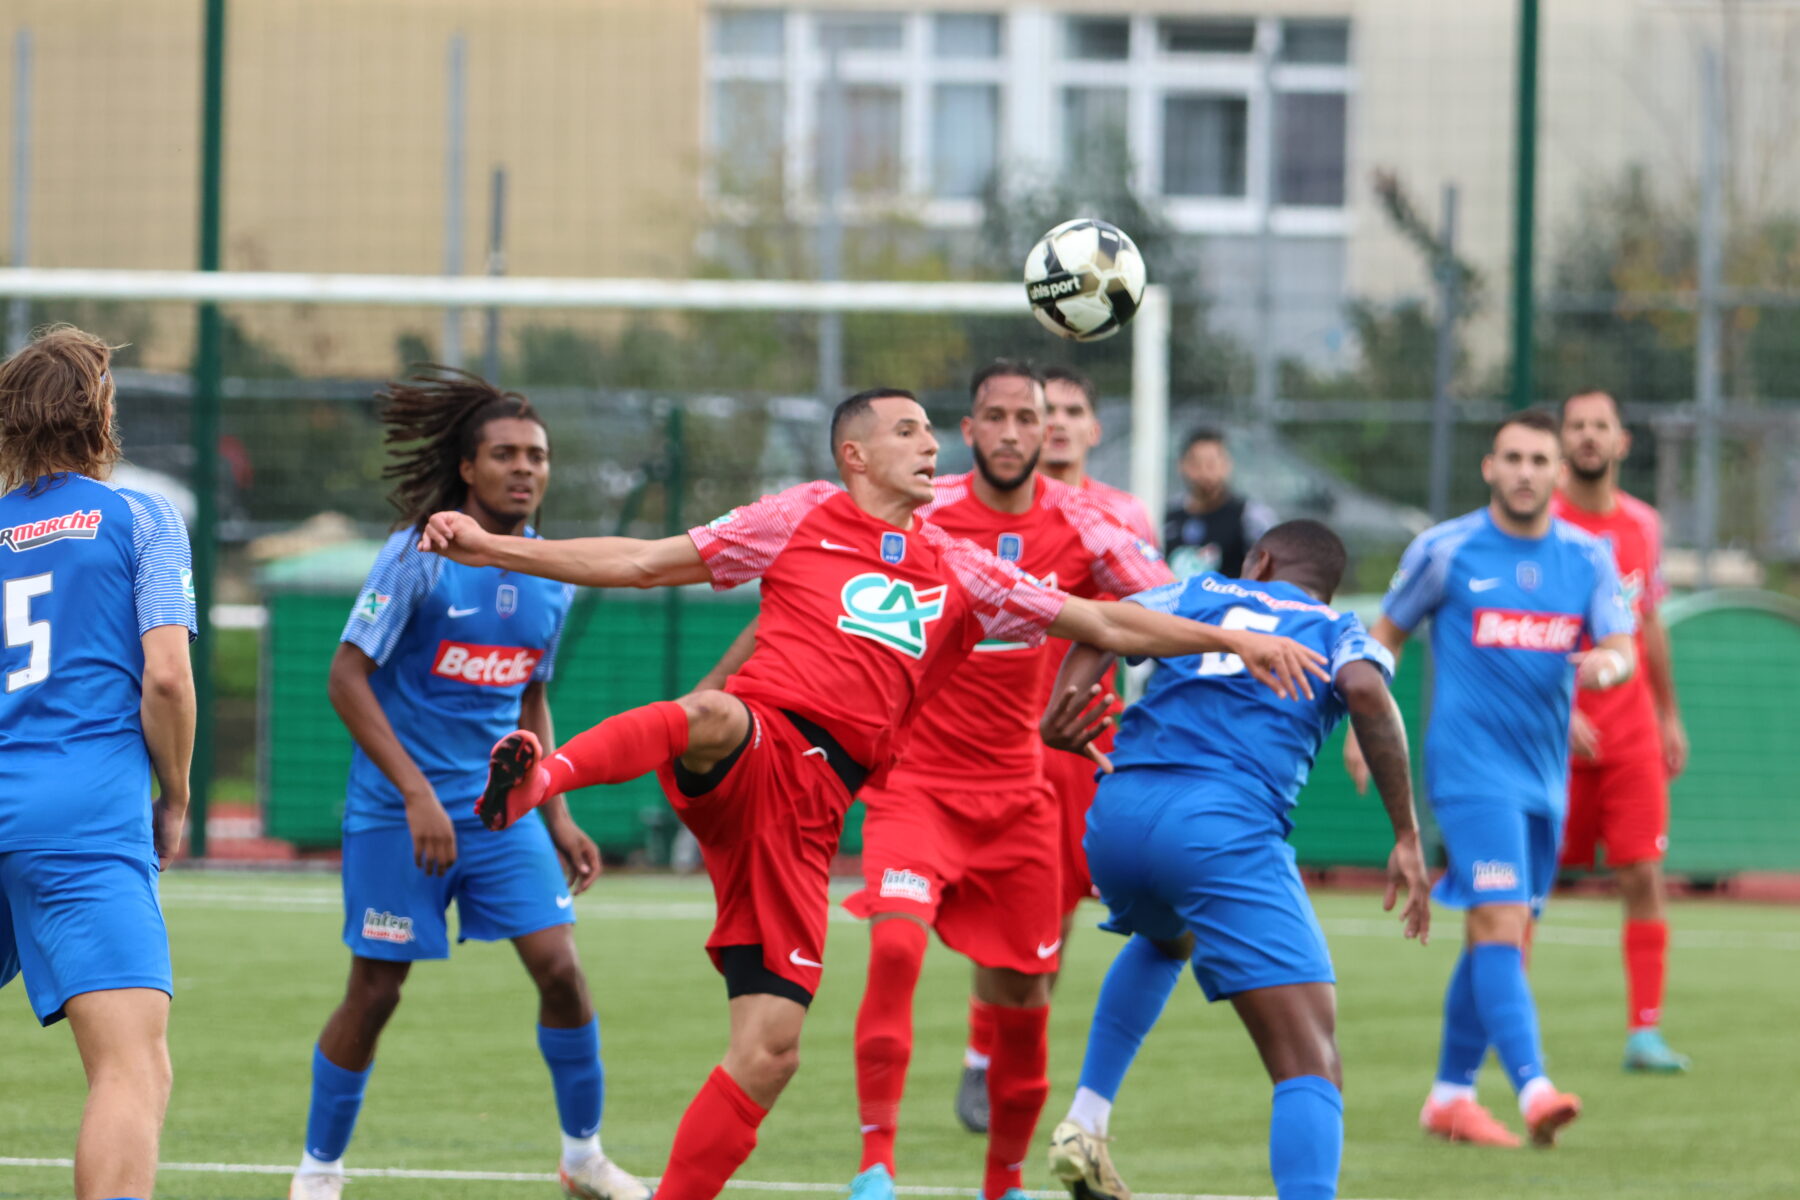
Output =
[
  {"x1": 1560, "y1": 753, "x2": 1670, "y2": 870},
  {"x1": 843, "y1": 772, "x2": 1062, "y2": 973},
  {"x1": 657, "y1": 697, "x2": 853, "y2": 995},
  {"x1": 1046, "y1": 738, "x2": 1107, "y2": 915}
]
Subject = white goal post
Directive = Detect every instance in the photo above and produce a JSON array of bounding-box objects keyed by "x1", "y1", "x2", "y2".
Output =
[{"x1": 0, "y1": 268, "x2": 1173, "y2": 521}]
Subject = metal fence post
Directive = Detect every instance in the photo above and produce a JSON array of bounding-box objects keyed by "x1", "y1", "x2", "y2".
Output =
[
  {"x1": 1508, "y1": 0, "x2": 1539, "y2": 410},
  {"x1": 190, "y1": 0, "x2": 229, "y2": 857},
  {"x1": 662, "y1": 402, "x2": 686, "y2": 703},
  {"x1": 1429, "y1": 184, "x2": 1461, "y2": 522},
  {"x1": 6, "y1": 30, "x2": 32, "y2": 354},
  {"x1": 1695, "y1": 45, "x2": 1724, "y2": 587}
]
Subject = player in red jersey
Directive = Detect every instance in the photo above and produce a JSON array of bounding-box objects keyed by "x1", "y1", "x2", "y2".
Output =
[
  {"x1": 951, "y1": 365, "x2": 1159, "y2": 1134},
  {"x1": 837, "y1": 362, "x2": 1173, "y2": 1200},
  {"x1": 1553, "y1": 390, "x2": 1691, "y2": 1072},
  {"x1": 416, "y1": 388, "x2": 1329, "y2": 1200}
]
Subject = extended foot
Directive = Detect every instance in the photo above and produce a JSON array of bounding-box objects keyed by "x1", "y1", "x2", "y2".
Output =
[
  {"x1": 848, "y1": 1164, "x2": 896, "y2": 1200},
  {"x1": 1523, "y1": 1089, "x2": 1582, "y2": 1148},
  {"x1": 477, "y1": 730, "x2": 546, "y2": 831},
  {"x1": 1623, "y1": 1028, "x2": 1690, "y2": 1073},
  {"x1": 561, "y1": 1154, "x2": 651, "y2": 1200},
  {"x1": 1419, "y1": 1096, "x2": 1522, "y2": 1148},
  {"x1": 1047, "y1": 1118, "x2": 1131, "y2": 1200},
  {"x1": 289, "y1": 1171, "x2": 346, "y2": 1200},
  {"x1": 955, "y1": 1064, "x2": 990, "y2": 1133}
]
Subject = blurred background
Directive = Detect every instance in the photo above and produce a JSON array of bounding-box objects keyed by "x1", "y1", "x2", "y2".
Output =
[{"x1": 1, "y1": 0, "x2": 1795, "y2": 876}]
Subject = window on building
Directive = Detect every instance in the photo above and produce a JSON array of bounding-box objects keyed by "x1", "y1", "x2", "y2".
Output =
[
  {"x1": 1066, "y1": 17, "x2": 1131, "y2": 61},
  {"x1": 933, "y1": 84, "x2": 1000, "y2": 197},
  {"x1": 816, "y1": 84, "x2": 903, "y2": 197},
  {"x1": 712, "y1": 80, "x2": 786, "y2": 198},
  {"x1": 816, "y1": 12, "x2": 904, "y2": 52},
  {"x1": 935, "y1": 13, "x2": 1001, "y2": 58},
  {"x1": 1162, "y1": 94, "x2": 1249, "y2": 197},
  {"x1": 1276, "y1": 92, "x2": 1346, "y2": 206},
  {"x1": 1281, "y1": 19, "x2": 1350, "y2": 65},
  {"x1": 1158, "y1": 18, "x2": 1256, "y2": 55},
  {"x1": 1063, "y1": 87, "x2": 1128, "y2": 169},
  {"x1": 714, "y1": 9, "x2": 785, "y2": 57}
]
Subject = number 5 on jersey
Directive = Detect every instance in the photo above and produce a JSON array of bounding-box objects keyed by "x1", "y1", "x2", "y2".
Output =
[
  {"x1": 5, "y1": 572, "x2": 54, "y2": 692},
  {"x1": 1196, "y1": 605, "x2": 1280, "y2": 677}
]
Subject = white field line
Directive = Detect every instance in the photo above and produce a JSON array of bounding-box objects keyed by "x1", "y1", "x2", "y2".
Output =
[
  {"x1": 0, "y1": 1157, "x2": 1319, "y2": 1200},
  {"x1": 154, "y1": 883, "x2": 1800, "y2": 951}
]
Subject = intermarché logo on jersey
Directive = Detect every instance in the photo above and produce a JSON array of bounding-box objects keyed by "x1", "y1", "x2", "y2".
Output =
[
  {"x1": 836, "y1": 572, "x2": 945, "y2": 659},
  {"x1": 1471, "y1": 608, "x2": 1581, "y2": 652},
  {"x1": 0, "y1": 509, "x2": 102, "y2": 552},
  {"x1": 431, "y1": 640, "x2": 544, "y2": 686}
]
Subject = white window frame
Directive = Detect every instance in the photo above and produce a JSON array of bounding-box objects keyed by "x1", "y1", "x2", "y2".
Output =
[{"x1": 700, "y1": 7, "x2": 1353, "y2": 236}]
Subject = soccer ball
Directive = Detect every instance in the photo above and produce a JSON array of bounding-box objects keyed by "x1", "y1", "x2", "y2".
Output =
[{"x1": 1023, "y1": 218, "x2": 1147, "y2": 342}]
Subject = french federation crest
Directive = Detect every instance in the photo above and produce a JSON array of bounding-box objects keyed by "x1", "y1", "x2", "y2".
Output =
[
  {"x1": 881, "y1": 531, "x2": 906, "y2": 564},
  {"x1": 497, "y1": 583, "x2": 519, "y2": 617},
  {"x1": 1516, "y1": 561, "x2": 1542, "y2": 591},
  {"x1": 997, "y1": 532, "x2": 1023, "y2": 562}
]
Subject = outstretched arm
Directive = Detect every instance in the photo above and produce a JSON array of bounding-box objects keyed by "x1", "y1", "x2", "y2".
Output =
[
  {"x1": 418, "y1": 511, "x2": 712, "y2": 589},
  {"x1": 1337, "y1": 659, "x2": 1430, "y2": 944},
  {"x1": 1048, "y1": 594, "x2": 1330, "y2": 701},
  {"x1": 1039, "y1": 642, "x2": 1121, "y2": 771}
]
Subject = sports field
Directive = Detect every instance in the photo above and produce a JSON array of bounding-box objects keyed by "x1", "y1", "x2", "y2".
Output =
[{"x1": 1, "y1": 872, "x2": 1794, "y2": 1200}]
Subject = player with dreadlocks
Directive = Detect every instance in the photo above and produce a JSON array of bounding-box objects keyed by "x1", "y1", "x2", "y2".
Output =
[{"x1": 288, "y1": 368, "x2": 648, "y2": 1200}]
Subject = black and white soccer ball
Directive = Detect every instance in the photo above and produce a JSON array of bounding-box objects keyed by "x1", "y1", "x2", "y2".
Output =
[{"x1": 1023, "y1": 218, "x2": 1147, "y2": 343}]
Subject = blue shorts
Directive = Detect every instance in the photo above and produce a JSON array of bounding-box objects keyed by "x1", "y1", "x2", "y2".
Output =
[
  {"x1": 1429, "y1": 796, "x2": 1561, "y2": 917},
  {"x1": 1084, "y1": 770, "x2": 1333, "y2": 1003},
  {"x1": 341, "y1": 814, "x2": 572, "y2": 961},
  {"x1": 0, "y1": 849, "x2": 171, "y2": 1026}
]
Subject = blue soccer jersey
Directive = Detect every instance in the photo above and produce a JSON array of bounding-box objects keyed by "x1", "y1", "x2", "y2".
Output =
[
  {"x1": 340, "y1": 528, "x2": 574, "y2": 833},
  {"x1": 1108, "y1": 572, "x2": 1394, "y2": 821},
  {"x1": 1382, "y1": 508, "x2": 1633, "y2": 815},
  {"x1": 0, "y1": 474, "x2": 196, "y2": 858}
]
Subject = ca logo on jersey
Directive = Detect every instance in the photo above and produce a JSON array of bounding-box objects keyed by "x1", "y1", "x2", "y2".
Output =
[{"x1": 837, "y1": 572, "x2": 945, "y2": 659}]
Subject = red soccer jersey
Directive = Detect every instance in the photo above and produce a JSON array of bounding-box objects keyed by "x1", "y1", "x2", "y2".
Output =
[
  {"x1": 887, "y1": 474, "x2": 1173, "y2": 786},
  {"x1": 688, "y1": 481, "x2": 1068, "y2": 776},
  {"x1": 1079, "y1": 475, "x2": 1158, "y2": 546},
  {"x1": 1551, "y1": 489, "x2": 1666, "y2": 764}
]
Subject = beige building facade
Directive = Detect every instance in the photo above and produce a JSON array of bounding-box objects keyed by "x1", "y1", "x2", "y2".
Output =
[{"x1": 3, "y1": 1, "x2": 1797, "y2": 375}]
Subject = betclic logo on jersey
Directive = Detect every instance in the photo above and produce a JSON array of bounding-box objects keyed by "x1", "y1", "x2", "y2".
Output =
[
  {"x1": 1471, "y1": 608, "x2": 1581, "y2": 652},
  {"x1": 0, "y1": 509, "x2": 102, "y2": 552},
  {"x1": 430, "y1": 640, "x2": 544, "y2": 686}
]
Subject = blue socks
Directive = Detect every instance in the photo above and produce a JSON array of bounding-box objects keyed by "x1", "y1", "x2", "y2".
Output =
[
  {"x1": 304, "y1": 1044, "x2": 372, "y2": 1163},
  {"x1": 537, "y1": 1019, "x2": 604, "y2": 1139},
  {"x1": 1436, "y1": 949, "x2": 1488, "y2": 1087},
  {"x1": 1469, "y1": 943, "x2": 1545, "y2": 1093},
  {"x1": 1269, "y1": 1075, "x2": 1342, "y2": 1200},
  {"x1": 1076, "y1": 935, "x2": 1185, "y2": 1101}
]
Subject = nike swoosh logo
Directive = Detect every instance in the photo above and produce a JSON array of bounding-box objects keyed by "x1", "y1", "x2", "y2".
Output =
[
  {"x1": 789, "y1": 948, "x2": 825, "y2": 969},
  {"x1": 1036, "y1": 940, "x2": 1062, "y2": 959},
  {"x1": 1469, "y1": 579, "x2": 1501, "y2": 592},
  {"x1": 555, "y1": 895, "x2": 573, "y2": 909},
  {"x1": 819, "y1": 539, "x2": 859, "y2": 553},
  {"x1": 447, "y1": 605, "x2": 481, "y2": 617}
]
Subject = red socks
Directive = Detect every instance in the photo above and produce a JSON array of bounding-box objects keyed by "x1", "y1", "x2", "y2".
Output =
[
  {"x1": 967, "y1": 994, "x2": 996, "y2": 1067},
  {"x1": 655, "y1": 1066, "x2": 767, "y2": 1200},
  {"x1": 855, "y1": 918, "x2": 929, "y2": 1172},
  {"x1": 983, "y1": 1003, "x2": 1051, "y2": 1200},
  {"x1": 1624, "y1": 919, "x2": 1668, "y2": 1031},
  {"x1": 542, "y1": 700, "x2": 690, "y2": 797}
]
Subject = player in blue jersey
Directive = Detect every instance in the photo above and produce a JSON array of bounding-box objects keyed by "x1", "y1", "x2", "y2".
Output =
[
  {"x1": 1036, "y1": 519, "x2": 1431, "y2": 1200},
  {"x1": 1346, "y1": 409, "x2": 1638, "y2": 1149},
  {"x1": 288, "y1": 369, "x2": 647, "y2": 1200},
  {"x1": 0, "y1": 325, "x2": 197, "y2": 1200}
]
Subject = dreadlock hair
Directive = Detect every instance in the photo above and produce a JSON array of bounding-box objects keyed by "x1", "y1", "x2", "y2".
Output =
[
  {"x1": 0, "y1": 324, "x2": 122, "y2": 495},
  {"x1": 378, "y1": 364, "x2": 544, "y2": 532}
]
